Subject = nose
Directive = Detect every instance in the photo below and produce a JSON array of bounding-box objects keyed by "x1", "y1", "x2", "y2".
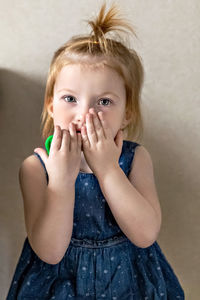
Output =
[
  {"x1": 74, "y1": 103, "x2": 97, "y2": 128},
  {"x1": 76, "y1": 114, "x2": 86, "y2": 128}
]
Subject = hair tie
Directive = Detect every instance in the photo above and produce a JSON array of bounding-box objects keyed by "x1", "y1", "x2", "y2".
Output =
[{"x1": 45, "y1": 135, "x2": 53, "y2": 155}]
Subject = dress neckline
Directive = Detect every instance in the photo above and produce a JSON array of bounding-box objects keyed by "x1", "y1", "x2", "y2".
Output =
[{"x1": 79, "y1": 170, "x2": 94, "y2": 175}]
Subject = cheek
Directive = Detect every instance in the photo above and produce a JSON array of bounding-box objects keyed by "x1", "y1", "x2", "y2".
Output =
[
  {"x1": 103, "y1": 110, "x2": 118, "y2": 123},
  {"x1": 52, "y1": 106, "x2": 71, "y2": 128},
  {"x1": 103, "y1": 117, "x2": 118, "y2": 137}
]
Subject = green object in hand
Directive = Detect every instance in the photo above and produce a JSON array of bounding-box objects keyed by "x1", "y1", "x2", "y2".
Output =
[{"x1": 45, "y1": 135, "x2": 53, "y2": 155}]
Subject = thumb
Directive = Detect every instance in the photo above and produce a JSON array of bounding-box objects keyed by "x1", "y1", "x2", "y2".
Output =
[
  {"x1": 34, "y1": 147, "x2": 48, "y2": 165},
  {"x1": 115, "y1": 129, "x2": 123, "y2": 150}
]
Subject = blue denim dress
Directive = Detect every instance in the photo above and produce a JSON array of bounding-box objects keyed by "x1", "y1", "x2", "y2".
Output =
[{"x1": 6, "y1": 140, "x2": 185, "y2": 299}]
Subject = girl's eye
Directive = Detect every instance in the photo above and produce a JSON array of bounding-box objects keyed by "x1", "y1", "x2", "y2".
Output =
[
  {"x1": 63, "y1": 95, "x2": 76, "y2": 102},
  {"x1": 99, "y1": 98, "x2": 112, "y2": 106},
  {"x1": 62, "y1": 96, "x2": 111, "y2": 106}
]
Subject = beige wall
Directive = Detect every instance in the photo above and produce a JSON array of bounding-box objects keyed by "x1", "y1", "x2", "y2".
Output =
[{"x1": 1, "y1": 0, "x2": 199, "y2": 299}]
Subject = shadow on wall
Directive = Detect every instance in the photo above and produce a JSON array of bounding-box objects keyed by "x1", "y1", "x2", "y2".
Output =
[
  {"x1": 0, "y1": 68, "x2": 45, "y2": 185},
  {"x1": 0, "y1": 68, "x2": 45, "y2": 274},
  {"x1": 0, "y1": 68, "x2": 45, "y2": 151}
]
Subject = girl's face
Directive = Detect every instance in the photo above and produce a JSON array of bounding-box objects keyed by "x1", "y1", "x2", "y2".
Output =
[{"x1": 48, "y1": 63, "x2": 130, "y2": 139}]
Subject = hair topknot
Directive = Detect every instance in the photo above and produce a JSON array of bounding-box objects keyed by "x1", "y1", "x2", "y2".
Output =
[
  {"x1": 53, "y1": 2, "x2": 137, "y2": 57},
  {"x1": 87, "y1": 2, "x2": 136, "y2": 42}
]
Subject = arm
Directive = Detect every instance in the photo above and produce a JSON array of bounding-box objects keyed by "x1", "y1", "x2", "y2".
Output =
[
  {"x1": 97, "y1": 145, "x2": 162, "y2": 248},
  {"x1": 19, "y1": 155, "x2": 75, "y2": 265}
]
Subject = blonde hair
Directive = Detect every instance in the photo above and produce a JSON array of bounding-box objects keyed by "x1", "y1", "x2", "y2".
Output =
[{"x1": 40, "y1": 2, "x2": 144, "y2": 142}]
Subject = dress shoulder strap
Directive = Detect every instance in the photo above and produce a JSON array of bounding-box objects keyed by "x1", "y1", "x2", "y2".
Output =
[
  {"x1": 119, "y1": 140, "x2": 141, "y2": 177},
  {"x1": 33, "y1": 152, "x2": 49, "y2": 185}
]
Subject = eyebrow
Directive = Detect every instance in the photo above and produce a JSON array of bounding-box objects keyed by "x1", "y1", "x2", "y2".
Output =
[
  {"x1": 57, "y1": 88, "x2": 120, "y2": 99},
  {"x1": 57, "y1": 88, "x2": 77, "y2": 94}
]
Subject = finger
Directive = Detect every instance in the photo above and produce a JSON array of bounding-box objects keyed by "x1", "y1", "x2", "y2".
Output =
[
  {"x1": 90, "y1": 109, "x2": 105, "y2": 140},
  {"x1": 77, "y1": 132, "x2": 82, "y2": 153},
  {"x1": 68, "y1": 123, "x2": 77, "y2": 151},
  {"x1": 60, "y1": 129, "x2": 70, "y2": 152},
  {"x1": 86, "y1": 113, "x2": 98, "y2": 145},
  {"x1": 50, "y1": 125, "x2": 63, "y2": 152},
  {"x1": 98, "y1": 111, "x2": 113, "y2": 139},
  {"x1": 81, "y1": 124, "x2": 90, "y2": 148},
  {"x1": 73, "y1": 124, "x2": 82, "y2": 151}
]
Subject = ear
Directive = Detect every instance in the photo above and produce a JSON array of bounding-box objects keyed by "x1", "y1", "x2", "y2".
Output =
[{"x1": 47, "y1": 101, "x2": 54, "y2": 118}]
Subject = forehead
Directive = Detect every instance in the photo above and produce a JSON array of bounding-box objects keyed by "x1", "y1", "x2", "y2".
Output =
[{"x1": 54, "y1": 61, "x2": 125, "y2": 91}]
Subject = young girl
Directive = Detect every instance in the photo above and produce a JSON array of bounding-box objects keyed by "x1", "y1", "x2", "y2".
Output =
[{"x1": 7, "y1": 3, "x2": 185, "y2": 299}]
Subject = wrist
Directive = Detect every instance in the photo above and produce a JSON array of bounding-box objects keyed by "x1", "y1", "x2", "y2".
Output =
[
  {"x1": 48, "y1": 177, "x2": 76, "y2": 190},
  {"x1": 95, "y1": 164, "x2": 121, "y2": 181}
]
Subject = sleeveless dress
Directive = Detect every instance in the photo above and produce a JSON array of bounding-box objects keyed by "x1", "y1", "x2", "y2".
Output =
[{"x1": 6, "y1": 140, "x2": 185, "y2": 300}]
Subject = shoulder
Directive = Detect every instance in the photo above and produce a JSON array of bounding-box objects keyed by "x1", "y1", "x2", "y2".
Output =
[
  {"x1": 131, "y1": 144, "x2": 154, "y2": 175},
  {"x1": 20, "y1": 154, "x2": 43, "y2": 172},
  {"x1": 122, "y1": 141, "x2": 151, "y2": 167},
  {"x1": 19, "y1": 154, "x2": 47, "y2": 186},
  {"x1": 128, "y1": 144, "x2": 154, "y2": 186}
]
